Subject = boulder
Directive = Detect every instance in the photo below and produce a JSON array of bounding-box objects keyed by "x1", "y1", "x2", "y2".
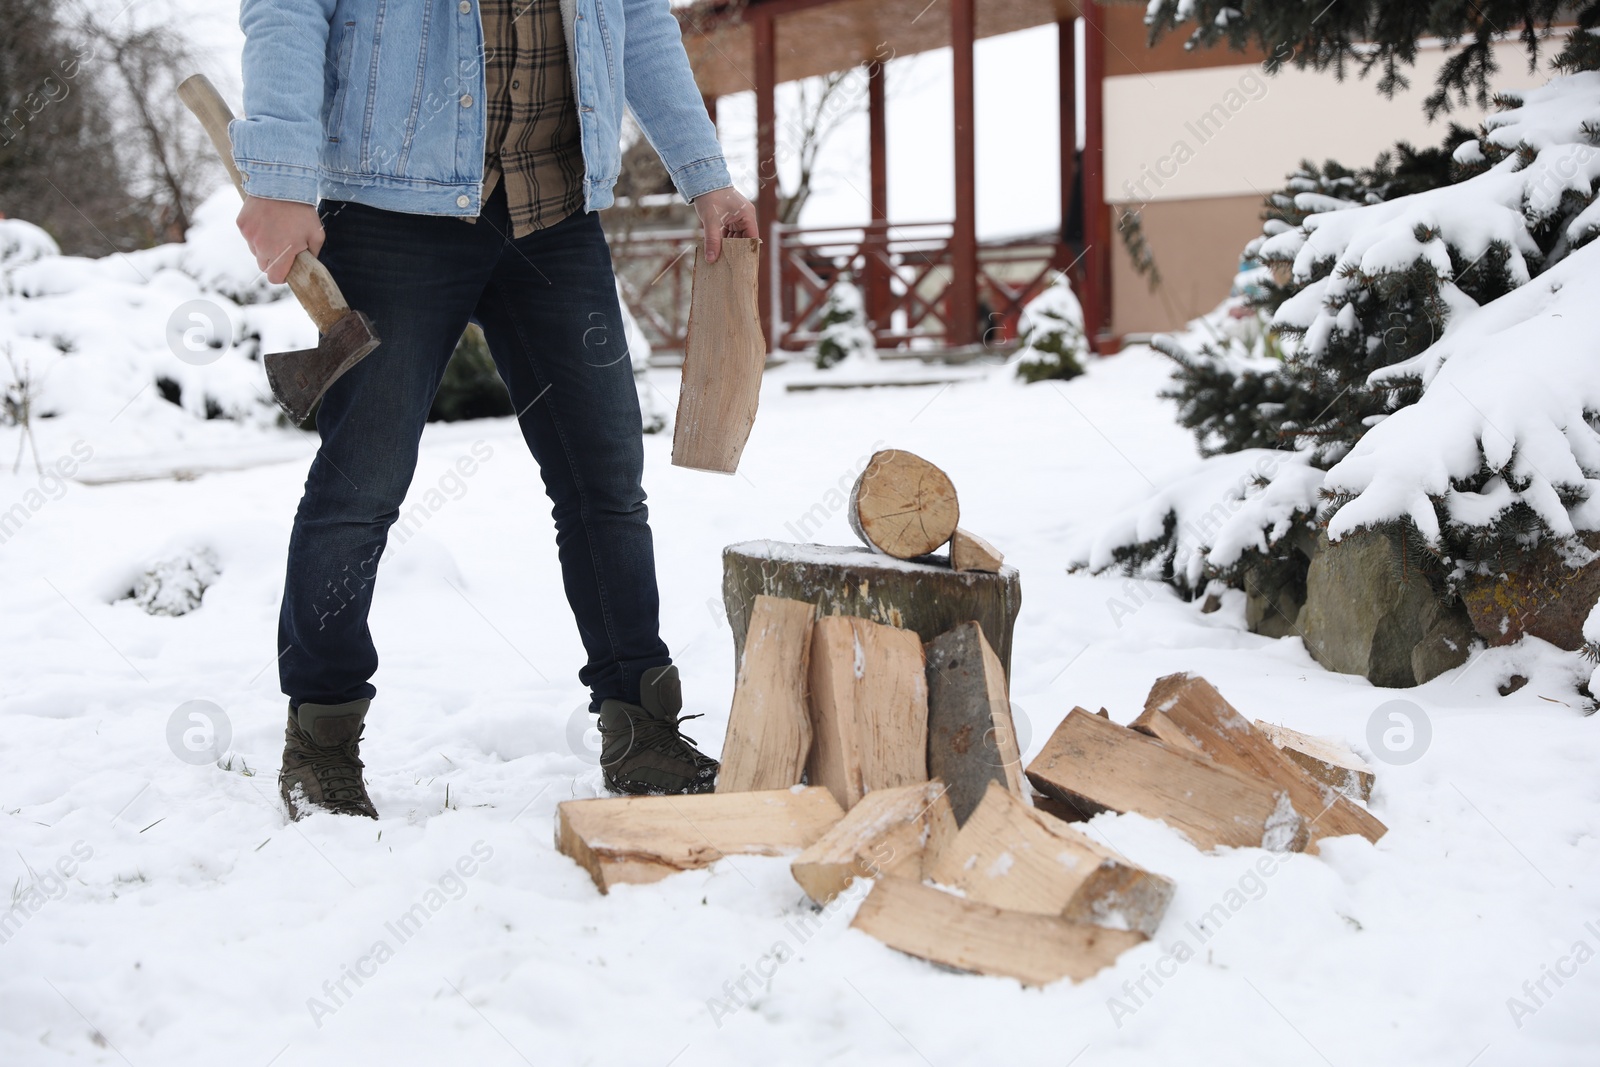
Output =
[
  {"x1": 1459, "y1": 533, "x2": 1600, "y2": 651},
  {"x1": 1298, "y1": 531, "x2": 1472, "y2": 687}
]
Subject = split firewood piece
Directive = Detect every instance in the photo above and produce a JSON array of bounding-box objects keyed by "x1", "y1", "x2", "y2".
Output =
[
  {"x1": 790, "y1": 780, "x2": 957, "y2": 905},
  {"x1": 672, "y1": 237, "x2": 765, "y2": 473},
  {"x1": 847, "y1": 449, "x2": 960, "y2": 559},
  {"x1": 1026, "y1": 708, "x2": 1309, "y2": 853},
  {"x1": 950, "y1": 528, "x2": 1004, "y2": 573},
  {"x1": 556, "y1": 786, "x2": 844, "y2": 893},
  {"x1": 716, "y1": 595, "x2": 816, "y2": 793},
  {"x1": 926, "y1": 781, "x2": 1174, "y2": 937},
  {"x1": 806, "y1": 614, "x2": 929, "y2": 810},
  {"x1": 1136, "y1": 674, "x2": 1386, "y2": 845},
  {"x1": 1254, "y1": 719, "x2": 1376, "y2": 803},
  {"x1": 925, "y1": 621, "x2": 1024, "y2": 824},
  {"x1": 850, "y1": 875, "x2": 1145, "y2": 986}
]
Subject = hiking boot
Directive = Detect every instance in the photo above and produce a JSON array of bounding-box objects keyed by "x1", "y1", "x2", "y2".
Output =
[
  {"x1": 279, "y1": 699, "x2": 379, "y2": 820},
  {"x1": 597, "y1": 665, "x2": 718, "y2": 795}
]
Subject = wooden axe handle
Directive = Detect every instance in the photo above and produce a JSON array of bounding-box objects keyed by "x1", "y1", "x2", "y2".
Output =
[{"x1": 178, "y1": 74, "x2": 351, "y2": 334}]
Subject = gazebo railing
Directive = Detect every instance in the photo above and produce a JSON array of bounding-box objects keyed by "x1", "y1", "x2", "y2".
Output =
[
  {"x1": 775, "y1": 221, "x2": 1069, "y2": 352},
  {"x1": 607, "y1": 220, "x2": 1070, "y2": 355}
]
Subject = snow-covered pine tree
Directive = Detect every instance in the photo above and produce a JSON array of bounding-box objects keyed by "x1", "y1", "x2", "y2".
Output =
[
  {"x1": 1163, "y1": 125, "x2": 1478, "y2": 466},
  {"x1": 1073, "y1": 63, "x2": 1600, "y2": 609},
  {"x1": 1015, "y1": 271, "x2": 1088, "y2": 383},
  {"x1": 813, "y1": 277, "x2": 875, "y2": 368}
]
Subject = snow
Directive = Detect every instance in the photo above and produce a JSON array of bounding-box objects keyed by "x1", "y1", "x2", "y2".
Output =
[
  {"x1": 3, "y1": 244, "x2": 1600, "y2": 1065},
  {"x1": 1068, "y1": 447, "x2": 1324, "y2": 593},
  {"x1": 1324, "y1": 237, "x2": 1600, "y2": 544}
]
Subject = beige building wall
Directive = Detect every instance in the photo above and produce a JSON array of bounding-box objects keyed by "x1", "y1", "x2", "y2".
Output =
[
  {"x1": 1110, "y1": 194, "x2": 1264, "y2": 338},
  {"x1": 1101, "y1": 38, "x2": 1548, "y2": 335}
]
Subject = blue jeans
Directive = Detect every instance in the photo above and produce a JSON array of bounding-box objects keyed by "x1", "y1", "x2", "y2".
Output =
[{"x1": 278, "y1": 186, "x2": 669, "y2": 713}]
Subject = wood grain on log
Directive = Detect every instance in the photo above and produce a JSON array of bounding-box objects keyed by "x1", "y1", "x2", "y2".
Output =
[
  {"x1": 1026, "y1": 708, "x2": 1310, "y2": 853},
  {"x1": 1136, "y1": 674, "x2": 1386, "y2": 845},
  {"x1": 925, "y1": 781, "x2": 1174, "y2": 937},
  {"x1": 806, "y1": 615, "x2": 929, "y2": 810},
  {"x1": 790, "y1": 780, "x2": 956, "y2": 904},
  {"x1": 850, "y1": 875, "x2": 1145, "y2": 986},
  {"x1": 925, "y1": 621, "x2": 1024, "y2": 824},
  {"x1": 716, "y1": 595, "x2": 816, "y2": 793},
  {"x1": 672, "y1": 237, "x2": 765, "y2": 473},
  {"x1": 1254, "y1": 720, "x2": 1376, "y2": 803},
  {"x1": 950, "y1": 528, "x2": 1004, "y2": 572},
  {"x1": 847, "y1": 449, "x2": 959, "y2": 558},
  {"x1": 722, "y1": 540, "x2": 1021, "y2": 678},
  {"x1": 556, "y1": 787, "x2": 844, "y2": 893}
]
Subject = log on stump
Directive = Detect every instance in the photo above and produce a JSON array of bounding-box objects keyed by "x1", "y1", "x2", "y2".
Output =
[
  {"x1": 1254, "y1": 720, "x2": 1376, "y2": 803},
  {"x1": 790, "y1": 780, "x2": 956, "y2": 905},
  {"x1": 850, "y1": 875, "x2": 1145, "y2": 986},
  {"x1": 950, "y1": 528, "x2": 1004, "y2": 573},
  {"x1": 722, "y1": 540, "x2": 1021, "y2": 678},
  {"x1": 716, "y1": 595, "x2": 815, "y2": 793},
  {"x1": 1026, "y1": 708, "x2": 1310, "y2": 853},
  {"x1": 807, "y1": 614, "x2": 929, "y2": 810},
  {"x1": 848, "y1": 449, "x2": 960, "y2": 558},
  {"x1": 1135, "y1": 674, "x2": 1386, "y2": 846},
  {"x1": 556, "y1": 786, "x2": 843, "y2": 893},
  {"x1": 925, "y1": 621, "x2": 1024, "y2": 825},
  {"x1": 672, "y1": 237, "x2": 765, "y2": 474},
  {"x1": 925, "y1": 781, "x2": 1174, "y2": 937}
]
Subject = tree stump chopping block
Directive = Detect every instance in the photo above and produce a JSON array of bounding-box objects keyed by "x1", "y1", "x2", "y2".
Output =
[{"x1": 722, "y1": 540, "x2": 1022, "y2": 679}]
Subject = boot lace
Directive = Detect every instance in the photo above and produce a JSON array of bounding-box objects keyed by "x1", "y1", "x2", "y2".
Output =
[{"x1": 287, "y1": 730, "x2": 369, "y2": 804}]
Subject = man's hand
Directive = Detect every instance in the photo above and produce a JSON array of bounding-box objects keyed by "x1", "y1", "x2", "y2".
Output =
[
  {"x1": 693, "y1": 186, "x2": 758, "y2": 263},
  {"x1": 237, "y1": 196, "x2": 325, "y2": 284}
]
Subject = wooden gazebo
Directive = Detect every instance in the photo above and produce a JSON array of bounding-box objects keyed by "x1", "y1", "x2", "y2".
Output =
[{"x1": 662, "y1": 0, "x2": 1129, "y2": 354}]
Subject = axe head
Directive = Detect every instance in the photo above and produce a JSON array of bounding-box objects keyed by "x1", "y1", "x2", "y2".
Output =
[{"x1": 264, "y1": 311, "x2": 381, "y2": 425}]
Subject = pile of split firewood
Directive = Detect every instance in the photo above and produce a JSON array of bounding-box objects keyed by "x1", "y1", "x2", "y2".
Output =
[{"x1": 555, "y1": 450, "x2": 1387, "y2": 986}]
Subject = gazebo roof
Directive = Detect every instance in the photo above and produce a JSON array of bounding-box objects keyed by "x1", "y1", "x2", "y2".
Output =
[{"x1": 678, "y1": 0, "x2": 1136, "y2": 98}]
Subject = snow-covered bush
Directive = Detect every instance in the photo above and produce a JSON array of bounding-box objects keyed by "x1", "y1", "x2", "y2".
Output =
[
  {"x1": 813, "y1": 278, "x2": 875, "y2": 368},
  {"x1": 0, "y1": 188, "x2": 669, "y2": 456},
  {"x1": 1015, "y1": 272, "x2": 1088, "y2": 383},
  {"x1": 1078, "y1": 68, "x2": 1600, "y2": 603},
  {"x1": 129, "y1": 547, "x2": 220, "y2": 616},
  {"x1": 0, "y1": 188, "x2": 308, "y2": 439}
]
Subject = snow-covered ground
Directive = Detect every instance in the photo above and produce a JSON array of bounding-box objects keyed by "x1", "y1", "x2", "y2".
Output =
[{"x1": 2, "y1": 349, "x2": 1598, "y2": 1065}]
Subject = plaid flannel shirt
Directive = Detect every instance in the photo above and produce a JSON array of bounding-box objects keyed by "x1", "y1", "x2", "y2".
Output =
[{"x1": 478, "y1": 0, "x2": 585, "y2": 236}]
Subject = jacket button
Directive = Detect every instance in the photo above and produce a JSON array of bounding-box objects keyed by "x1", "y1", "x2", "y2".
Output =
[
  {"x1": 460, "y1": 94, "x2": 473, "y2": 108},
  {"x1": 458, "y1": 0, "x2": 470, "y2": 11},
  {"x1": 457, "y1": 195, "x2": 470, "y2": 208}
]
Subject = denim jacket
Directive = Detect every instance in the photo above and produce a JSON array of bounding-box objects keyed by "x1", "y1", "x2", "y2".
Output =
[{"x1": 230, "y1": 0, "x2": 732, "y2": 216}]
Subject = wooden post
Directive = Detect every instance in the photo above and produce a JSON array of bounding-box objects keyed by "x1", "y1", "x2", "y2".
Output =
[
  {"x1": 753, "y1": 13, "x2": 778, "y2": 354},
  {"x1": 1058, "y1": 18, "x2": 1078, "y2": 279},
  {"x1": 865, "y1": 57, "x2": 891, "y2": 340},
  {"x1": 949, "y1": 0, "x2": 978, "y2": 347},
  {"x1": 1082, "y1": 0, "x2": 1110, "y2": 349}
]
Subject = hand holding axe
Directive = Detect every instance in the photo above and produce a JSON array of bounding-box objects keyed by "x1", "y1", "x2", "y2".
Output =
[{"x1": 177, "y1": 75, "x2": 379, "y2": 424}]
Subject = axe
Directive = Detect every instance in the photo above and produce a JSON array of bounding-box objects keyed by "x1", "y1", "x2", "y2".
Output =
[{"x1": 177, "y1": 75, "x2": 379, "y2": 424}]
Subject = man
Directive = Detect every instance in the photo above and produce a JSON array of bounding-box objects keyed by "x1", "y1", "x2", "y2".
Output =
[{"x1": 230, "y1": 0, "x2": 756, "y2": 818}]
